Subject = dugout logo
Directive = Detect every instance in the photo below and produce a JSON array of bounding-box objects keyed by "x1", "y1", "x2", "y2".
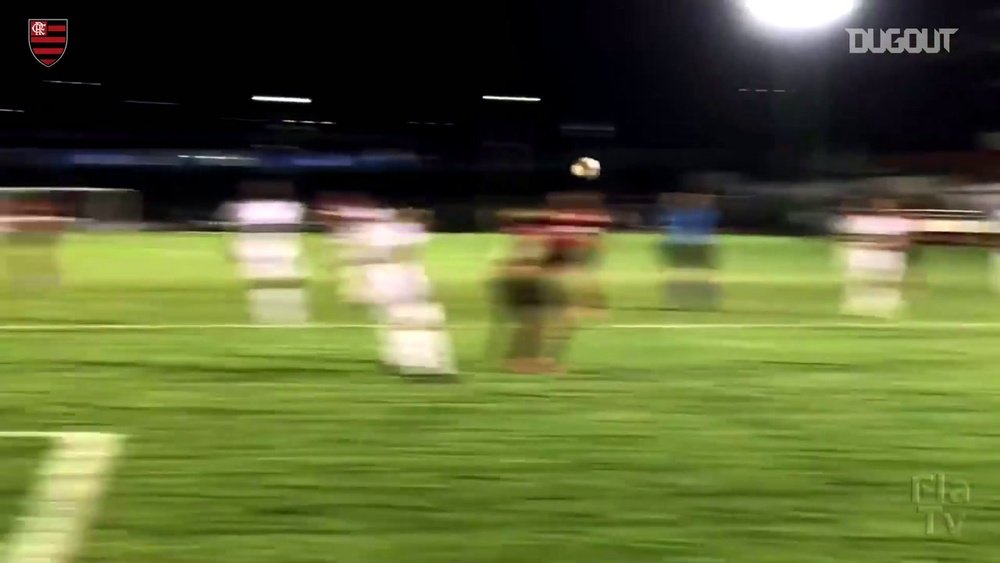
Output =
[
  {"x1": 846, "y1": 28, "x2": 957, "y2": 54},
  {"x1": 29, "y1": 19, "x2": 68, "y2": 67}
]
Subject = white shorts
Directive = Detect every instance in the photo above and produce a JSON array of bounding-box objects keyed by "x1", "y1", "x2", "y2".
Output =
[
  {"x1": 235, "y1": 240, "x2": 302, "y2": 281},
  {"x1": 846, "y1": 247, "x2": 905, "y2": 282},
  {"x1": 240, "y1": 257, "x2": 300, "y2": 280},
  {"x1": 365, "y1": 263, "x2": 431, "y2": 306}
]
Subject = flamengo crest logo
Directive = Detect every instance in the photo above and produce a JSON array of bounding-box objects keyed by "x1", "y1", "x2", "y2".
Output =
[{"x1": 29, "y1": 19, "x2": 68, "y2": 67}]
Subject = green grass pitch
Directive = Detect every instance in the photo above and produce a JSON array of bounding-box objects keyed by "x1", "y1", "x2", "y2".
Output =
[{"x1": 1, "y1": 233, "x2": 1000, "y2": 562}]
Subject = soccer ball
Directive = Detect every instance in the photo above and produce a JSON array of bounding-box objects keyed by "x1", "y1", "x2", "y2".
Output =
[{"x1": 570, "y1": 157, "x2": 601, "y2": 180}]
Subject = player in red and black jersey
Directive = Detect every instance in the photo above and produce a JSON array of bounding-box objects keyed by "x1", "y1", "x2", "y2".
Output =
[
  {"x1": 530, "y1": 192, "x2": 611, "y2": 369},
  {"x1": 486, "y1": 209, "x2": 551, "y2": 372},
  {"x1": 544, "y1": 192, "x2": 610, "y2": 269},
  {"x1": 486, "y1": 196, "x2": 611, "y2": 374},
  {"x1": 544, "y1": 192, "x2": 611, "y2": 313}
]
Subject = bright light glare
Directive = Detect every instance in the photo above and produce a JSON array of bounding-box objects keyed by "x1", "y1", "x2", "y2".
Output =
[
  {"x1": 744, "y1": 0, "x2": 858, "y2": 30},
  {"x1": 251, "y1": 95, "x2": 312, "y2": 104}
]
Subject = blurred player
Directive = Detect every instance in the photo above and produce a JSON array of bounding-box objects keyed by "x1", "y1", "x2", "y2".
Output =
[
  {"x1": 546, "y1": 192, "x2": 611, "y2": 315},
  {"x1": 488, "y1": 209, "x2": 556, "y2": 373},
  {"x1": 363, "y1": 207, "x2": 456, "y2": 376},
  {"x1": 539, "y1": 192, "x2": 612, "y2": 368},
  {"x1": 660, "y1": 192, "x2": 720, "y2": 310},
  {"x1": 225, "y1": 181, "x2": 310, "y2": 324},
  {"x1": 840, "y1": 197, "x2": 910, "y2": 318},
  {"x1": 316, "y1": 193, "x2": 375, "y2": 305}
]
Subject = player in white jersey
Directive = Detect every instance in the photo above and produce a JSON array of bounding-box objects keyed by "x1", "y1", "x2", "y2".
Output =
[
  {"x1": 316, "y1": 194, "x2": 378, "y2": 305},
  {"x1": 840, "y1": 198, "x2": 910, "y2": 318},
  {"x1": 362, "y1": 208, "x2": 456, "y2": 376},
  {"x1": 225, "y1": 184, "x2": 310, "y2": 324}
]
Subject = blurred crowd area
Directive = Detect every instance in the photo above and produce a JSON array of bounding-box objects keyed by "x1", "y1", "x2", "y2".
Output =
[
  {"x1": 0, "y1": 151, "x2": 1000, "y2": 235},
  {"x1": 0, "y1": 177, "x2": 1000, "y2": 236}
]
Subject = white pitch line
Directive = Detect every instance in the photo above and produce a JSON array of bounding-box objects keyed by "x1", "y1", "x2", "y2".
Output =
[
  {"x1": 607, "y1": 321, "x2": 1000, "y2": 330},
  {"x1": 0, "y1": 323, "x2": 374, "y2": 332},
  {"x1": 1, "y1": 321, "x2": 1000, "y2": 332},
  {"x1": 1, "y1": 432, "x2": 125, "y2": 563}
]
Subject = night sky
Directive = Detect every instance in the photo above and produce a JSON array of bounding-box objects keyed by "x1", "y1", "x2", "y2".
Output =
[{"x1": 0, "y1": 1, "x2": 997, "y2": 153}]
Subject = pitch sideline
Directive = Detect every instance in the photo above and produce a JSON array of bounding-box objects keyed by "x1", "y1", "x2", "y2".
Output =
[{"x1": 0, "y1": 431, "x2": 125, "y2": 563}]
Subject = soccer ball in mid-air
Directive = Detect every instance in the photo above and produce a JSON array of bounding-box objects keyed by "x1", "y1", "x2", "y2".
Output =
[{"x1": 570, "y1": 157, "x2": 601, "y2": 180}]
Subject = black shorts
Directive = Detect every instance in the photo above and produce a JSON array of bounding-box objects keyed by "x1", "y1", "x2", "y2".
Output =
[
  {"x1": 495, "y1": 274, "x2": 565, "y2": 311},
  {"x1": 664, "y1": 242, "x2": 714, "y2": 269}
]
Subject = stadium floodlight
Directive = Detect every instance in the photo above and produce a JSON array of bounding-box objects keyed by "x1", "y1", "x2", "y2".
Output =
[
  {"x1": 251, "y1": 95, "x2": 312, "y2": 104},
  {"x1": 482, "y1": 95, "x2": 542, "y2": 103},
  {"x1": 43, "y1": 79, "x2": 102, "y2": 86},
  {"x1": 743, "y1": 0, "x2": 858, "y2": 30}
]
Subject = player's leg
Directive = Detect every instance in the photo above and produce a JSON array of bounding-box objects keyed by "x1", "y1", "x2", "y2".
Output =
[
  {"x1": 239, "y1": 241, "x2": 310, "y2": 324},
  {"x1": 670, "y1": 243, "x2": 705, "y2": 310},
  {"x1": 412, "y1": 263, "x2": 456, "y2": 375},
  {"x1": 540, "y1": 272, "x2": 573, "y2": 373},
  {"x1": 251, "y1": 284, "x2": 309, "y2": 324},
  {"x1": 414, "y1": 303, "x2": 456, "y2": 375},
  {"x1": 483, "y1": 274, "x2": 510, "y2": 364},
  {"x1": 577, "y1": 271, "x2": 607, "y2": 320},
  {"x1": 692, "y1": 241, "x2": 719, "y2": 310},
  {"x1": 875, "y1": 249, "x2": 906, "y2": 317},
  {"x1": 372, "y1": 263, "x2": 456, "y2": 375},
  {"x1": 841, "y1": 244, "x2": 868, "y2": 315},
  {"x1": 367, "y1": 263, "x2": 401, "y2": 368},
  {"x1": 245, "y1": 274, "x2": 310, "y2": 325},
  {"x1": 573, "y1": 247, "x2": 608, "y2": 319},
  {"x1": 508, "y1": 306, "x2": 545, "y2": 373},
  {"x1": 382, "y1": 300, "x2": 456, "y2": 375},
  {"x1": 843, "y1": 247, "x2": 904, "y2": 317},
  {"x1": 496, "y1": 275, "x2": 547, "y2": 373},
  {"x1": 658, "y1": 238, "x2": 673, "y2": 309}
]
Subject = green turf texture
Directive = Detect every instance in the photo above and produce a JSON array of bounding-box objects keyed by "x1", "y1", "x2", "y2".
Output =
[{"x1": 1, "y1": 234, "x2": 999, "y2": 562}]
